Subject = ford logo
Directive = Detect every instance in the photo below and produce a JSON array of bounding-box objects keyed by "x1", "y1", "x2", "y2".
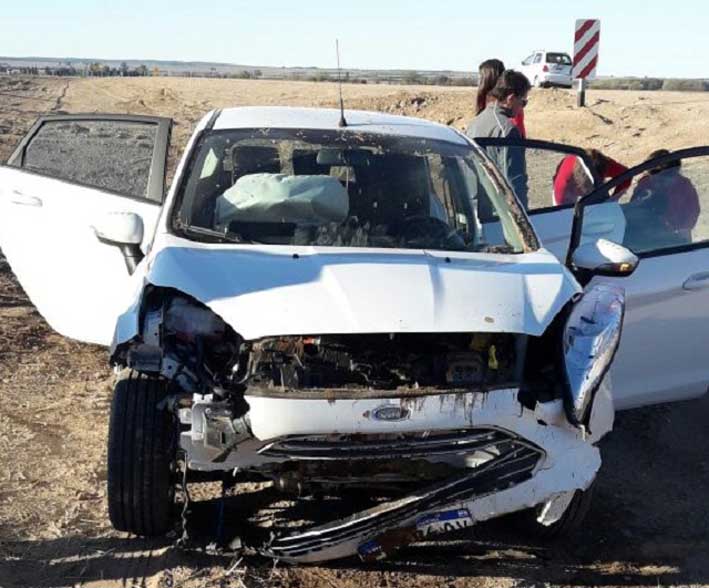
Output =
[{"x1": 371, "y1": 405, "x2": 410, "y2": 422}]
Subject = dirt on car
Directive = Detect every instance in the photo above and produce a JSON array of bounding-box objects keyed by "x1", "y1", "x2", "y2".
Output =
[{"x1": 1, "y1": 76, "x2": 708, "y2": 588}]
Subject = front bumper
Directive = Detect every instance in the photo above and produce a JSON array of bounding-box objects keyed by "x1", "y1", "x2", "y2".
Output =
[
  {"x1": 541, "y1": 73, "x2": 573, "y2": 87},
  {"x1": 180, "y1": 386, "x2": 613, "y2": 562}
]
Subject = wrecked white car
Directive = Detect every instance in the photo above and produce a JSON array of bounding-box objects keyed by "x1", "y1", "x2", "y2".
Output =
[{"x1": 5, "y1": 106, "x2": 697, "y2": 564}]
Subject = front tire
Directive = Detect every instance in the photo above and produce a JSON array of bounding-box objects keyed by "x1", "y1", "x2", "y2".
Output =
[
  {"x1": 513, "y1": 482, "x2": 595, "y2": 540},
  {"x1": 107, "y1": 370, "x2": 177, "y2": 536}
]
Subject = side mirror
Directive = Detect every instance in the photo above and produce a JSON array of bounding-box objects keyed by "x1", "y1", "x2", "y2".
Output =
[
  {"x1": 93, "y1": 211, "x2": 144, "y2": 245},
  {"x1": 92, "y1": 212, "x2": 145, "y2": 274},
  {"x1": 571, "y1": 238, "x2": 639, "y2": 278}
]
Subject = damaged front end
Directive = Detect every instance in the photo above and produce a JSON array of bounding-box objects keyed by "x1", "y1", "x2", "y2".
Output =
[{"x1": 110, "y1": 281, "x2": 623, "y2": 563}]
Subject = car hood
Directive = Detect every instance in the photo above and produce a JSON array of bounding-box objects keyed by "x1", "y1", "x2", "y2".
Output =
[{"x1": 117, "y1": 240, "x2": 580, "y2": 342}]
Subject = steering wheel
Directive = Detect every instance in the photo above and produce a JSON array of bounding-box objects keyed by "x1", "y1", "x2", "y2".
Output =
[{"x1": 398, "y1": 215, "x2": 466, "y2": 250}]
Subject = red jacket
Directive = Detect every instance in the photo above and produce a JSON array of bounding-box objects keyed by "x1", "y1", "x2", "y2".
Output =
[{"x1": 553, "y1": 155, "x2": 629, "y2": 206}]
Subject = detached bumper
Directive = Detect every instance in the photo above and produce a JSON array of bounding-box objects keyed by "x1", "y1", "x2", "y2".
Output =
[{"x1": 209, "y1": 387, "x2": 610, "y2": 563}]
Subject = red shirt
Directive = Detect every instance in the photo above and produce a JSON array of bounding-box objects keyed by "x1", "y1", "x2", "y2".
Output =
[{"x1": 511, "y1": 110, "x2": 526, "y2": 138}]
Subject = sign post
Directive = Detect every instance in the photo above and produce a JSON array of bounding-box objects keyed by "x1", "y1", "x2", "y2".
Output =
[
  {"x1": 577, "y1": 78, "x2": 587, "y2": 108},
  {"x1": 573, "y1": 18, "x2": 600, "y2": 107}
]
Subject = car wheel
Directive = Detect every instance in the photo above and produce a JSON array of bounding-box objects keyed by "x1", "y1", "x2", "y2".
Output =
[
  {"x1": 107, "y1": 370, "x2": 177, "y2": 536},
  {"x1": 512, "y1": 482, "x2": 595, "y2": 540}
]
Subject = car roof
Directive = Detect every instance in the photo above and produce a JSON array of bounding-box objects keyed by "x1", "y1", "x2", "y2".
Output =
[{"x1": 213, "y1": 106, "x2": 469, "y2": 145}]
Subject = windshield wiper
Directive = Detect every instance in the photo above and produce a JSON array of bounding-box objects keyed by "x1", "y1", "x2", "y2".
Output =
[{"x1": 175, "y1": 221, "x2": 256, "y2": 244}]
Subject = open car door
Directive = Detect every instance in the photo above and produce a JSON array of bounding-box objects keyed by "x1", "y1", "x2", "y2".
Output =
[
  {"x1": 474, "y1": 138, "x2": 627, "y2": 260},
  {"x1": 476, "y1": 138, "x2": 709, "y2": 409},
  {"x1": 569, "y1": 147, "x2": 709, "y2": 409},
  {"x1": 0, "y1": 114, "x2": 171, "y2": 346}
]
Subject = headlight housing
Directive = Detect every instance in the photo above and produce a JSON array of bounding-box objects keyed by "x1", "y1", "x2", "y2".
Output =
[{"x1": 563, "y1": 284, "x2": 625, "y2": 427}]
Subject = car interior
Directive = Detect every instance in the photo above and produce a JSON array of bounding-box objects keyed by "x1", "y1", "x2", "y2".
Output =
[{"x1": 181, "y1": 139, "x2": 485, "y2": 250}]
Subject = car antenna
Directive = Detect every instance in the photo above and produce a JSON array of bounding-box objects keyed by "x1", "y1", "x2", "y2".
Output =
[{"x1": 336, "y1": 39, "x2": 348, "y2": 128}]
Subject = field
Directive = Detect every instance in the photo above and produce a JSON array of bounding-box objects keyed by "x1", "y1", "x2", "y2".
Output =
[{"x1": 1, "y1": 76, "x2": 709, "y2": 588}]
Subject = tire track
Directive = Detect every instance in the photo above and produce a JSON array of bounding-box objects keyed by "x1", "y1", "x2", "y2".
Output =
[{"x1": 51, "y1": 80, "x2": 70, "y2": 112}]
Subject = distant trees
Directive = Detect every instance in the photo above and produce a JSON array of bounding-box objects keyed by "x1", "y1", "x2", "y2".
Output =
[
  {"x1": 661, "y1": 79, "x2": 709, "y2": 92},
  {"x1": 404, "y1": 71, "x2": 424, "y2": 85},
  {"x1": 308, "y1": 72, "x2": 332, "y2": 82},
  {"x1": 38, "y1": 62, "x2": 155, "y2": 77}
]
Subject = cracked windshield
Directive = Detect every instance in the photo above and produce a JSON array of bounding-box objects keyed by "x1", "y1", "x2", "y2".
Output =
[{"x1": 174, "y1": 129, "x2": 527, "y2": 253}]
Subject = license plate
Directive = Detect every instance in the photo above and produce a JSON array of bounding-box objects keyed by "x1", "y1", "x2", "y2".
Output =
[
  {"x1": 415, "y1": 508, "x2": 474, "y2": 538},
  {"x1": 357, "y1": 538, "x2": 386, "y2": 561}
]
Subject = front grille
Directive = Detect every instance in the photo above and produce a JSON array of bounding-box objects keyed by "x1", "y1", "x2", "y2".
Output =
[
  {"x1": 264, "y1": 439, "x2": 544, "y2": 559},
  {"x1": 259, "y1": 428, "x2": 523, "y2": 460}
]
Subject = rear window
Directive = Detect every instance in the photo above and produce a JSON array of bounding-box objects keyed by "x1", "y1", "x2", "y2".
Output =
[{"x1": 546, "y1": 53, "x2": 572, "y2": 65}]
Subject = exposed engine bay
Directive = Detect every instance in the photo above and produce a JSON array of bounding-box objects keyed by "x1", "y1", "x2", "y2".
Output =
[
  {"x1": 117, "y1": 289, "x2": 524, "y2": 399},
  {"x1": 246, "y1": 332, "x2": 522, "y2": 395}
]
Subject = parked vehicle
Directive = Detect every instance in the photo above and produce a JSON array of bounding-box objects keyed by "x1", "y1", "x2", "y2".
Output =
[
  {"x1": 1, "y1": 107, "x2": 701, "y2": 564},
  {"x1": 521, "y1": 51, "x2": 573, "y2": 88}
]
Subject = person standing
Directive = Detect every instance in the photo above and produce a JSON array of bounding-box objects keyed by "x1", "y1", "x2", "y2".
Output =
[
  {"x1": 467, "y1": 70, "x2": 531, "y2": 208},
  {"x1": 476, "y1": 59, "x2": 526, "y2": 138}
]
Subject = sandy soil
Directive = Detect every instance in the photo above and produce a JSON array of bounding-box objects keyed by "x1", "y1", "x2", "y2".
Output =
[{"x1": 1, "y1": 76, "x2": 709, "y2": 588}]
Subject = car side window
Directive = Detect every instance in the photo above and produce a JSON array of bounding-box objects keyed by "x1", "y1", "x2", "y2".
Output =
[
  {"x1": 533, "y1": 53, "x2": 542, "y2": 64},
  {"x1": 20, "y1": 119, "x2": 159, "y2": 200},
  {"x1": 476, "y1": 140, "x2": 597, "y2": 212},
  {"x1": 522, "y1": 54, "x2": 534, "y2": 66},
  {"x1": 614, "y1": 154, "x2": 709, "y2": 254}
]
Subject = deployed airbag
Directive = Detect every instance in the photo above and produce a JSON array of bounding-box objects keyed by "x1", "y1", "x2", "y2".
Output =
[{"x1": 215, "y1": 173, "x2": 349, "y2": 226}]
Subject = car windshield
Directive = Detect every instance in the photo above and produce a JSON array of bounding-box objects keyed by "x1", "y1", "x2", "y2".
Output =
[
  {"x1": 546, "y1": 53, "x2": 572, "y2": 65},
  {"x1": 172, "y1": 128, "x2": 531, "y2": 253}
]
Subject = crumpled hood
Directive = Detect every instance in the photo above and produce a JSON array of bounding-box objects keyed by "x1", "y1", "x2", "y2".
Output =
[{"x1": 133, "y1": 242, "x2": 579, "y2": 340}]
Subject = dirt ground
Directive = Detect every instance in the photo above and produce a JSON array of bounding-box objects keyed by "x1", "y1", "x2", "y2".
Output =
[{"x1": 1, "y1": 76, "x2": 709, "y2": 588}]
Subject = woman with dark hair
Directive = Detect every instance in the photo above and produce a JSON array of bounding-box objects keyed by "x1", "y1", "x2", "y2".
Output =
[
  {"x1": 476, "y1": 59, "x2": 526, "y2": 137},
  {"x1": 467, "y1": 70, "x2": 531, "y2": 207}
]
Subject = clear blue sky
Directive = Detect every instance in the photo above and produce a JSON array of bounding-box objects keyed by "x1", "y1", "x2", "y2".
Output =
[{"x1": 3, "y1": 0, "x2": 707, "y2": 77}]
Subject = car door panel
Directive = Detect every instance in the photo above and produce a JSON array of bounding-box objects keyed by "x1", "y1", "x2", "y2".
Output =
[
  {"x1": 0, "y1": 114, "x2": 171, "y2": 346},
  {"x1": 532, "y1": 201, "x2": 627, "y2": 261},
  {"x1": 594, "y1": 248, "x2": 709, "y2": 409}
]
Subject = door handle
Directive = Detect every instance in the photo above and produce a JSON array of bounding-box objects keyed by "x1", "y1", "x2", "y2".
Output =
[
  {"x1": 10, "y1": 190, "x2": 43, "y2": 207},
  {"x1": 683, "y1": 272, "x2": 709, "y2": 291}
]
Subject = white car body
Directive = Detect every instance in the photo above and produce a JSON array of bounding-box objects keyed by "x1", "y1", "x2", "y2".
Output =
[
  {"x1": 521, "y1": 50, "x2": 573, "y2": 88},
  {"x1": 0, "y1": 107, "x2": 701, "y2": 563}
]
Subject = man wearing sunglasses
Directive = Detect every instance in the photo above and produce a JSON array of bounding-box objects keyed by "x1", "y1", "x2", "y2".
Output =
[{"x1": 467, "y1": 69, "x2": 531, "y2": 209}]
